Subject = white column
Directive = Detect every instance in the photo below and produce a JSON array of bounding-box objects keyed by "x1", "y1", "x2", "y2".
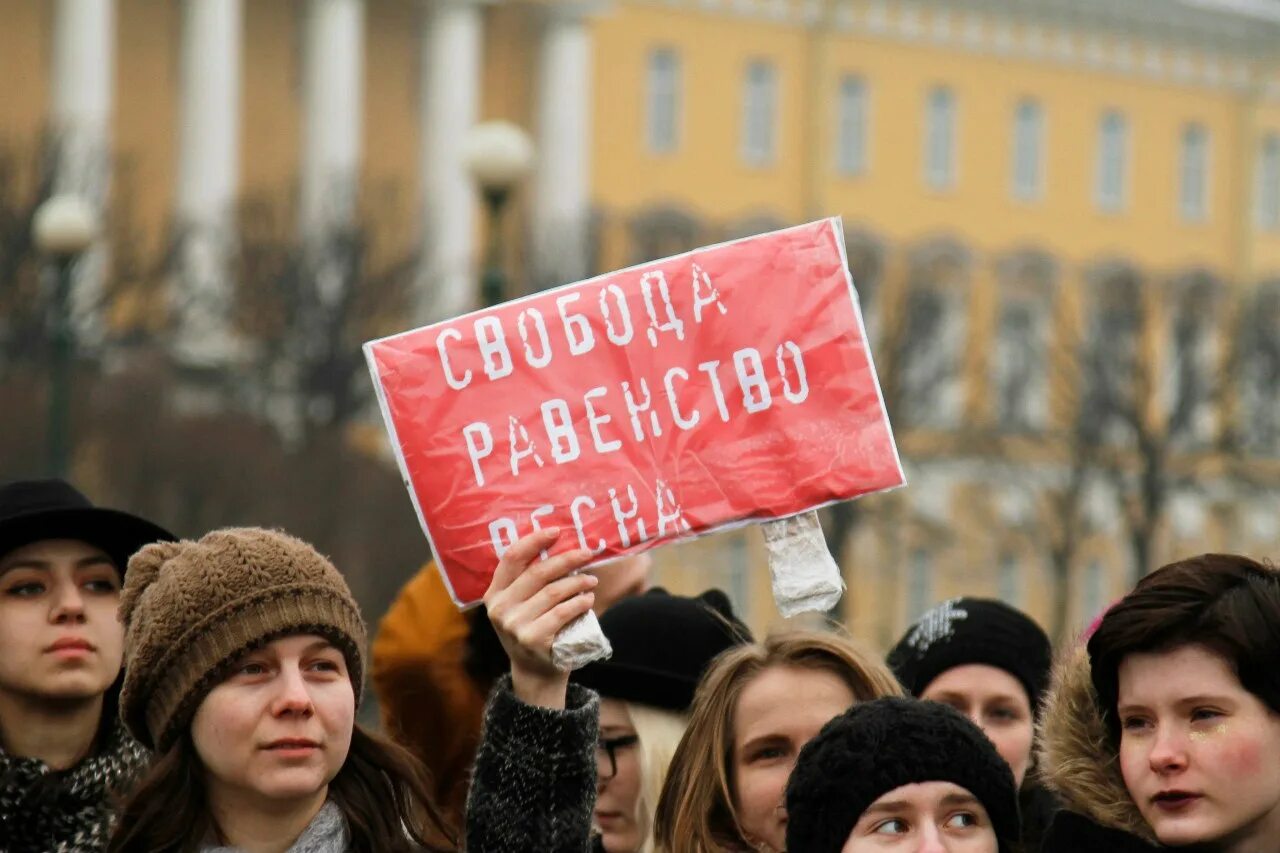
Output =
[
  {"x1": 301, "y1": 0, "x2": 364, "y2": 246},
  {"x1": 49, "y1": 0, "x2": 114, "y2": 341},
  {"x1": 173, "y1": 0, "x2": 242, "y2": 367},
  {"x1": 531, "y1": 2, "x2": 596, "y2": 289},
  {"x1": 417, "y1": 0, "x2": 483, "y2": 324}
]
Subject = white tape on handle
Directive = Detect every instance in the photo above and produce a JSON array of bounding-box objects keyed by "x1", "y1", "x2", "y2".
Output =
[
  {"x1": 763, "y1": 510, "x2": 845, "y2": 618},
  {"x1": 551, "y1": 608, "x2": 613, "y2": 671}
]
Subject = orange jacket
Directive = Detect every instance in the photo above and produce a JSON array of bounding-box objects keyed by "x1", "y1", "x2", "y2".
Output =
[{"x1": 371, "y1": 562, "x2": 487, "y2": 827}]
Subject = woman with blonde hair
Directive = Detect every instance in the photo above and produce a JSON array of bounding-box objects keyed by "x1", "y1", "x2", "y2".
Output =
[
  {"x1": 573, "y1": 588, "x2": 751, "y2": 852},
  {"x1": 652, "y1": 631, "x2": 903, "y2": 852}
]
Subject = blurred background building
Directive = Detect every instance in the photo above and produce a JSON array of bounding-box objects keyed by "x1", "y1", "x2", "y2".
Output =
[{"x1": 3, "y1": 0, "x2": 1280, "y2": 650}]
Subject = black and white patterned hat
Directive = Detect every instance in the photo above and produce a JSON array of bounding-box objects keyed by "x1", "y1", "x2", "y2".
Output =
[{"x1": 887, "y1": 597, "x2": 1052, "y2": 713}]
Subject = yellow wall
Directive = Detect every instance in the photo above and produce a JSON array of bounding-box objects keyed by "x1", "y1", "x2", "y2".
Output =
[
  {"x1": 589, "y1": 2, "x2": 1280, "y2": 282},
  {"x1": 591, "y1": 4, "x2": 809, "y2": 220}
]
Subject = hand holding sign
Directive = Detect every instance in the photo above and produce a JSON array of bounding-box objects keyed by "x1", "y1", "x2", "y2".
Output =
[
  {"x1": 367, "y1": 218, "x2": 904, "y2": 659},
  {"x1": 484, "y1": 527, "x2": 598, "y2": 707}
]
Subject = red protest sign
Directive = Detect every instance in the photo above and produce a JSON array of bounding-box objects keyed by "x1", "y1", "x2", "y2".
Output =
[{"x1": 366, "y1": 218, "x2": 903, "y2": 606}]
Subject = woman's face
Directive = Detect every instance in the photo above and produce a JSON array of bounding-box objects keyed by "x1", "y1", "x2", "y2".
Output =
[
  {"x1": 0, "y1": 539, "x2": 124, "y2": 704},
  {"x1": 732, "y1": 665, "x2": 856, "y2": 852},
  {"x1": 920, "y1": 665, "x2": 1034, "y2": 786},
  {"x1": 1117, "y1": 643, "x2": 1280, "y2": 850},
  {"x1": 595, "y1": 698, "x2": 643, "y2": 852},
  {"x1": 841, "y1": 781, "x2": 999, "y2": 852},
  {"x1": 191, "y1": 634, "x2": 355, "y2": 806}
]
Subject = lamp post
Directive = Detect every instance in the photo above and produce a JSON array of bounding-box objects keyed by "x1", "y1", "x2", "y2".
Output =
[
  {"x1": 464, "y1": 121, "x2": 534, "y2": 307},
  {"x1": 32, "y1": 194, "x2": 99, "y2": 479}
]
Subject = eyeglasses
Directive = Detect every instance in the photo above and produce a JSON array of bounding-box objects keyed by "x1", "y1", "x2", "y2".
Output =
[{"x1": 596, "y1": 734, "x2": 639, "y2": 780}]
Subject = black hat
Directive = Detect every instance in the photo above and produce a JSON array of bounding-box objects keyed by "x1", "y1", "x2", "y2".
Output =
[
  {"x1": 0, "y1": 479, "x2": 175, "y2": 573},
  {"x1": 887, "y1": 597, "x2": 1052, "y2": 713},
  {"x1": 572, "y1": 588, "x2": 751, "y2": 712},
  {"x1": 786, "y1": 696, "x2": 1020, "y2": 853}
]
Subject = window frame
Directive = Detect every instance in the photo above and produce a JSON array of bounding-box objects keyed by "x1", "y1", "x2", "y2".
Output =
[
  {"x1": 645, "y1": 46, "x2": 682, "y2": 155},
  {"x1": 741, "y1": 59, "x2": 778, "y2": 167}
]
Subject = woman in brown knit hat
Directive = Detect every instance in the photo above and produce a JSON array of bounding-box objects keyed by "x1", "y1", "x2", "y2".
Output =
[{"x1": 105, "y1": 527, "x2": 455, "y2": 853}]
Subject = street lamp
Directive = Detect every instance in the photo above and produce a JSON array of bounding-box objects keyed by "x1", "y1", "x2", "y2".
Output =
[
  {"x1": 464, "y1": 121, "x2": 534, "y2": 307},
  {"x1": 32, "y1": 194, "x2": 99, "y2": 479}
]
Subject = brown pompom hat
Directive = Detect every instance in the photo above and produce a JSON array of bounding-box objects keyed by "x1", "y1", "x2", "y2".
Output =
[{"x1": 118, "y1": 527, "x2": 367, "y2": 752}]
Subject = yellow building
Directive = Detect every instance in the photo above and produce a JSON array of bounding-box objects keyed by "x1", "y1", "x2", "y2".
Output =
[{"x1": 4, "y1": 0, "x2": 1280, "y2": 647}]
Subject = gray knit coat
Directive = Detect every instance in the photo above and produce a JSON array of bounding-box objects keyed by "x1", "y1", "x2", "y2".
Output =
[{"x1": 466, "y1": 675, "x2": 599, "y2": 852}]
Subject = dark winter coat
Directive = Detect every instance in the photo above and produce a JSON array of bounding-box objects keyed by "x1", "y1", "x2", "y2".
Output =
[
  {"x1": 0, "y1": 716, "x2": 149, "y2": 853},
  {"x1": 1035, "y1": 645, "x2": 1162, "y2": 853},
  {"x1": 466, "y1": 675, "x2": 599, "y2": 853}
]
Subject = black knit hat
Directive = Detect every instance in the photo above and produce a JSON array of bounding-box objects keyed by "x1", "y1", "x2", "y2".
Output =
[
  {"x1": 887, "y1": 597, "x2": 1052, "y2": 713},
  {"x1": 786, "y1": 697, "x2": 1020, "y2": 853},
  {"x1": 572, "y1": 588, "x2": 751, "y2": 711}
]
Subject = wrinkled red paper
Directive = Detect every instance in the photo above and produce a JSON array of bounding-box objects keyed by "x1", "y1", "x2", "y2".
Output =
[{"x1": 366, "y1": 218, "x2": 903, "y2": 606}]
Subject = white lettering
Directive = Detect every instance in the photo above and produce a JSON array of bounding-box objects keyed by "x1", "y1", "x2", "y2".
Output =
[
  {"x1": 640, "y1": 270, "x2": 686, "y2": 347},
  {"x1": 599, "y1": 283, "x2": 634, "y2": 345},
  {"x1": 508, "y1": 416, "x2": 545, "y2": 476},
  {"x1": 608, "y1": 484, "x2": 647, "y2": 548},
  {"x1": 489, "y1": 517, "x2": 519, "y2": 559},
  {"x1": 540, "y1": 399, "x2": 580, "y2": 464},
  {"x1": 655, "y1": 479, "x2": 693, "y2": 536},
  {"x1": 622, "y1": 378, "x2": 663, "y2": 441},
  {"x1": 734, "y1": 348, "x2": 772, "y2": 413},
  {"x1": 584, "y1": 387, "x2": 622, "y2": 453},
  {"x1": 570, "y1": 495, "x2": 607, "y2": 554},
  {"x1": 463, "y1": 422, "x2": 493, "y2": 487},
  {"x1": 691, "y1": 263, "x2": 729, "y2": 324},
  {"x1": 475, "y1": 316, "x2": 513, "y2": 380},
  {"x1": 557, "y1": 292, "x2": 596, "y2": 356},
  {"x1": 437, "y1": 328, "x2": 471, "y2": 391},
  {"x1": 663, "y1": 367, "x2": 700, "y2": 430},
  {"x1": 517, "y1": 308, "x2": 553, "y2": 368},
  {"x1": 777, "y1": 341, "x2": 810, "y2": 404},
  {"x1": 697, "y1": 360, "x2": 731, "y2": 422}
]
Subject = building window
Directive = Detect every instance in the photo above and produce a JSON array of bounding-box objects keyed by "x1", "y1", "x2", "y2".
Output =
[
  {"x1": 645, "y1": 47, "x2": 681, "y2": 154},
  {"x1": 1085, "y1": 267, "x2": 1143, "y2": 440},
  {"x1": 924, "y1": 86, "x2": 957, "y2": 190},
  {"x1": 998, "y1": 551, "x2": 1021, "y2": 606},
  {"x1": 1240, "y1": 280, "x2": 1280, "y2": 454},
  {"x1": 1011, "y1": 98, "x2": 1043, "y2": 201},
  {"x1": 741, "y1": 60, "x2": 777, "y2": 166},
  {"x1": 1179, "y1": 123, "x2": 1209, "y2": 222},
  {"x1": 836, "y1": 75, "x2": 868, "y2": 176},
  {"x1": 993, "y1": 297, "x2": 1048, "y2": 431},
  {"x1": 907, "y1": 548, "x2": 934, "y2": 621},
  {"x1": 1165, "y1": 275, "x2": 1217, "y2": 447},
  {"x1": 1259, "y1": 133, "x2": 1280, "y2": 231},
  {"x1": 1096, "y1": 110, "x2": 1128, "y2": 212}
]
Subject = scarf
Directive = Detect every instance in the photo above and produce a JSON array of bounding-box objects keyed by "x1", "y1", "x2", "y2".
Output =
[
  {"x1": 0, "y1": 717, "x2": 150, "y2": 853},
  {"x1": 198, "y1": 801, "x2": 350, "y2": 853}
]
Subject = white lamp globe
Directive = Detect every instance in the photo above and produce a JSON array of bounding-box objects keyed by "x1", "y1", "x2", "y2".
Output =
[
  {"x1": 33, "y1": 194, "x2": 99, "y2": 256},
  {"x1": 465, "y1": 121, "x2": 535, "y2": 191}
]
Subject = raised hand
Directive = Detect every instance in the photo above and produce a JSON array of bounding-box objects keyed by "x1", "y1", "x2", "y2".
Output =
[{"x1": 483, "y1": 527, "x2": 597, "y2": 708}]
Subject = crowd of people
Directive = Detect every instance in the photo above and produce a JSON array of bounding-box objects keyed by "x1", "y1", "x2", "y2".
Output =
[{"x1": 2, "y1": 476, "x2": 1280, "y2": 852}]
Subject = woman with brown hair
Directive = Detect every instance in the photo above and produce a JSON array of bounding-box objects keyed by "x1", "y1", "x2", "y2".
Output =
[
  {"x1": 652, "y1": 631, "x2": 903, "y2": 852},
  {"x1": 105, "y1": 528, "x2": 455, "y2": 853},
  {"x1": 1040, "y1": 552, "x2": 1280, "y2": 852}
]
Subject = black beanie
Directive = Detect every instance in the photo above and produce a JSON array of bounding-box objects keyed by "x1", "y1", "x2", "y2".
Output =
[
  {"x1": 887, "y1": 597, "x2": 1052, "y2": 713},
  {"x1": 786, "y1": 697, "x2": 1020, "y2": 853},
  {"x1": 572, "y1": 588, "x2": 751, "y2": 711}
]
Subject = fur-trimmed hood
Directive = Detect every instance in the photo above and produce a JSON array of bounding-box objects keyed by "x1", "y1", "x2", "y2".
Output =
[{"x1": 1035, "y1": 643, "x2": 1157, "y2": 845}]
